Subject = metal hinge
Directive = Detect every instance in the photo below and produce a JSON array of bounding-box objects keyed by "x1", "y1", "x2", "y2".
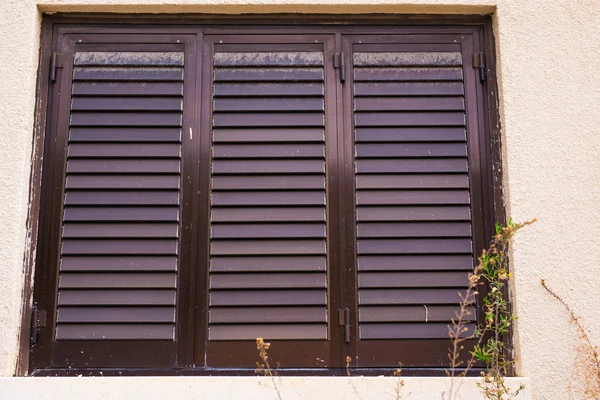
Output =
[
  {"x1": 333, "y1": 52, "x2": 346, "y2": 83},
  {"x1": 338, "y1": 308, "x2": 350, "y2": 343},
  {"x1": 30, "y1": 307, "x2": 47, "y2": 345},
  {"x1": 473, "y1": 52, "x2": 486, "y2": 83},
  {"x1": 50, "y1": 53, "x2": 64, "y2": 82}
]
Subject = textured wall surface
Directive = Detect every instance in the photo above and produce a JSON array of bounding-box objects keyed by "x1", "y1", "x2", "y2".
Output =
[{"x1": 0, "y1": 1, "x2": 599, "y2": 399}]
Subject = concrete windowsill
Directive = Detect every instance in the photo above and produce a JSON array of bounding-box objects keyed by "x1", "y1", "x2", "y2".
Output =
[{"x1": 0, "y1": 376, "x2": 531, "y2": 399}]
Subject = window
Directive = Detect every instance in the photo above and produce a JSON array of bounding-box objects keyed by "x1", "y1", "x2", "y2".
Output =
[{"x1": 30, "y1": 19, "x2": 497, "y2": 374}]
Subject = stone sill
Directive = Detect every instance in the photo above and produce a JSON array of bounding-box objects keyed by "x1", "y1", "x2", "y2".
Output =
[{"x1": 0, "y1": 376, "x2": 531, "y2": 399}]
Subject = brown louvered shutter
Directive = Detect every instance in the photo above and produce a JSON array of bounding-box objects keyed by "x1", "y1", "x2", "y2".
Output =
[
  {"x1": 203, "y1": 35, "x2": 339, "y2": 367},
  {"x1": 32, "y1": 24, "x2": 494, "y2": 373},
  {"x1": 34, "y1": 33, "x2": 196, "y2": 368},
  {"x1": 343, "y1": 35, "x2": 486, "y2": 367}
]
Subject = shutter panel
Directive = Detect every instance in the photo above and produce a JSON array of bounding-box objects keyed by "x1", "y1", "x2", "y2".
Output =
[
  {"x1": 41, "y1": 35, "x2": 195, "y2": 368},
  {"x1": 204, "y1": 36, "x2": 337, "y2": 367},
  {"x1": 347, "y1": 37, "x2": 484, "y2": 367}
]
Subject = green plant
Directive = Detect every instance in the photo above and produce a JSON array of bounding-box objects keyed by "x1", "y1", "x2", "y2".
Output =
[{"x1": 447, "y1": 218, "x2": 535, "y2": 400}]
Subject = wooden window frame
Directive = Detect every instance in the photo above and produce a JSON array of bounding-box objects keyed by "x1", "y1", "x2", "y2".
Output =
[{"x1": 21, "y1": 13, "x2": 504, "y2": 377}]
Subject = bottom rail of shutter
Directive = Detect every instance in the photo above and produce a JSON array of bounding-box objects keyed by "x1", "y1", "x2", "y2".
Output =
[
  {"x1": 206, "y1": 340, "x2": 330, "y2": 368},
  {"x1": 356, "y1": 339, "x2": 479, "y2": 368},
  {"x1": 50, "y1": 340, "x2": 176, "y2": 368}
]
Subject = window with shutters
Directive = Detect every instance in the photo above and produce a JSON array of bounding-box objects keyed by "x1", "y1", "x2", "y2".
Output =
[{"x1": 30, "y1": 19, "x2": 499, "y2": 375}]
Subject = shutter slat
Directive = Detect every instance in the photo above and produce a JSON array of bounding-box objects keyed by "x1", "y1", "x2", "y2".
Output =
[
  {"x1": 69, "y1": 127, "x2": 181, "y2": 142},
  {"x1": 63, "y1": 207, "x2": 179, "y2": 222},
  {"x1": 58, "y1": 290, "x2": 176, "y2": 306},
  {"x1": 213, "y1": 175, "x2": 324, "y2": 190},
  {"x1": 353, "y1": 67, "x2": 463, "y2": 81},
  {"x1": 359, "y1": 288, "x2": 467, "y2": 305},
  {"x1": 356, "y1": 143, "x2": 467, "y2": 158},
  {"x1": 214, "y1": 98, "x2": 324, "y2": 112},
  {"x1": 65, "y1": 191, "x2": 179, "y2": 205},
  {"x1": 212, "y1": 207, "x2": 325, "y2": 222},
  {"x1": 214, "y1": 112, "x2": 324, "y2": 127},
  {"x1": 210, "y1": 290, "x2": 326, "y2": 306},
  {"x1": 357, "y1": 238, "x2": 472, "y2": 254},
  {"x1": 213, "y1": 128, "x2": 324, "y2": 142},
  {"x1": 355, "y1": 127, "x2": 466, "y2": 142},
  {"x1": 59, "y1": 272, "x2": 177, "y2": 288},
  {"x1": 355, "y1": 175, "x2": 469, "y2": 189},
  {"x1": 68, "y1": 143, "x2": 181, "y2": 158},
  {"x1": 211, "y1": 239, "x2": 326, "y2": 255},
  {"x1": 74, "y1": 52, "x2": 184, "y2": 66},
  {"x1": 213, "y1": 160, "x2": 325, "y2": 174},
  {"x1": 210, "y1": 307, "x2": 327, "y2": 324},
  {"x1": 211, "y1": 256, "x2": 326, "y2": 272},
  {"x1": 62, "y1": 239, "x2": 178, "y2": 255},
  {"x1": 354, "y1": 82, "x2": 464, "y2": 96},
  {"x1": 212, "y1": 223, "x2": 325, "y2": 238},
  {"x1": 360, "y1": 323, "x2": 474, "y2": 339},
  {"x1": 60, "y1": 255, "x2": 178, "y2": 272},
  {"x1": 357, "y1": 159, "x2": 467, "y2": 173},
  {"x1": 71, "y1": 97, "x2": 183, "y2": 111},
  {"x1": 72, "y1": 82, "x2": 183, "y2": 96},
  {"x1": 66, "y1": 175, "x2": 180, "y2": 189},
  {"x1": 63, "y1": 223, "x2": 178, "y2": 238},
  {"x1": 214, "y1": 52, "x2": 323, "y2": 66},
  {"x1": 355, "y1": 97, "x2": 464, "y2": 111},
  {"x1": 214, "y1": 83, "x2": 323, "y2": 97},
  {"x1": 355, "y1": 112, "x2": 465, "y2": 127},
  {"x1": 213, "y1": 144, "x2": 324, "y2": 158},
  {"x1": 212, "y1": 191, "x2": 325, "y2": 206},
  {"x1": 214, "y1": 67, "x2": 323, "y2": 81},
  {"x1": 73, "y1": 67, "x2": 183, "y2": 81},
  {"x1": 359, "y1": 305, "x2": 475, "y2": 322},
  {"x1": 353, "y1": 52, "x2": 462, "y2": 67},
  {"x1": 356, "y1": 158, "x2": 467, "y2": 174},
  {"x1": 210, "y1": 273, "x2": 327, "y2": 289},
  {"x1": 57, "y1": 307, "x2": 176, "y2": 323},
  {"x1": 70, "y1": 112, "x2": 182, "y2": 127},
  {"x1": 358, "y1": 271, "x2": 469, "y2": 288},
  {"x1": 356, "y1": 190, "x2": 470, "y2": 205},
  {"x1": 358, "y1": 255, "x2": 473, "y2": 271},
  {"x1": 357, "y1": 206, "x2": 471, "y2": 221},
  {"x1": 56, "y1": 325, "x2": 175, "y2": 340},
  {"x1": 68, "y1": 159, "x2": 181, "y2": 174},
  {"x1": 357, "y1": 222, "x2": 471, "y2": 237}
]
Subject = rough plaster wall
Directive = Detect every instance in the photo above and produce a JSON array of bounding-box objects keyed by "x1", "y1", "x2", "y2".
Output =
[
  {"x1": 0, "y1": 1, "x2": 598, "y2": 399},
  {"x1": 494, "y1": 1, "x2": 600, "y2": 399},
  {"x1": 0, "y1": 0, "x2": 42, "y2": 379}
]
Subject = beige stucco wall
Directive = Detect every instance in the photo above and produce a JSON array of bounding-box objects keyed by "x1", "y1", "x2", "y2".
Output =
[{"x1": 0, "y1": 1, "x2": 599, "y2": 399}]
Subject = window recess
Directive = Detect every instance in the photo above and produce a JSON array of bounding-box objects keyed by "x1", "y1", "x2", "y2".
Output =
[{"x1": 30, "y1": 22, "x2": 495, "y2": 374}]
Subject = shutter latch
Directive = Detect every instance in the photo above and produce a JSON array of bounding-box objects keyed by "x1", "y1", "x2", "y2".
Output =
[
  {"x1": 473, "y1": 52, "x2": 486, "y2": 83},
  {"x1": 30, "y1": 306, "x2": 47, "y2": 345},
  {"x1": 338, "y1": 308, "x2": 350, "y2": 343},
  {"x1": 50, "y1": 53, "x2": 64, "y2": 83},
  {"x1": 333, "y1": 53, "x2": 346, "y2": 83}
]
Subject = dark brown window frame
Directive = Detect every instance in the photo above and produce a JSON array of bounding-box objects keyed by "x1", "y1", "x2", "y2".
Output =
[{"x1": 19, "y1": 13, "x2": 505, "y2": 377}]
